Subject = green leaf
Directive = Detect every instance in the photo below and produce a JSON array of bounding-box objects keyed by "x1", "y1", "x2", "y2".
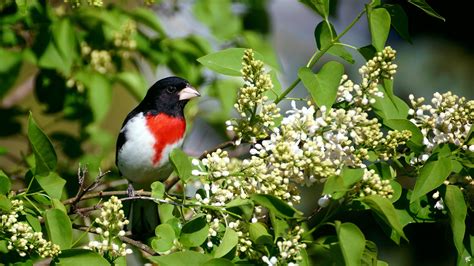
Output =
[
  {"x1": 407, "y1": 0, "x2": 445, "y2": 21},
  {"x1": 341, "y1": 167, "x2": 364, "y2": 187},
  {"x1": 248, "y1": 222, "x2": 273, "y2": 245},
  {"x1": 369, "y1": 8, "x2": 391, "y2": 52},
  {"x1": 298, "y1": 62, "x2": 344, "y2": 109},
  {"x1": 270, "y1": 214, "x2": 289, "y2": 239},
  {"x1": 323, "y1": 175, "x2": 347, "y2": 199},
  {"x1": 36, "y1": 172, "x2": 66, "y2": 199},
  {"x1": 86, "y1": 74, "x2": 112, "y2": 123},
  {"x1": 383, "y1": 119, "x2": 423, "y2": 147},
  {"x1": 0, "y1": 49, "x2": 21, "y2": 98},
  {"x1": 213, "y1": 79, "x2": 240, "y2": 115},
  {"x1": 55, "y1": 249, "x2": 110, "y2": 266},
  {"x1": 389, "y1": 180, "x2": 402, "y2": 203},
  {"x1": 151, "y1": 181, "x2": 165, "y2": 200},
  {"x1": 335, "y1": 221, "x2": 365, "y2": 266},
  {"x1": 444, "y1": 185, "x2": 467, "y2": 257},
  {"x1": 28, "y1": 113, "x2": 57, "y2": 175},
  {"x1": 197, "y1": 48, "x2": 266, "y2": 76},
  {"x1": 372, "y1": 84, "x2": 409, "y2": 120},
  {"x1": 115, "y1": 72, "x2": 147, "y2": 101},
  {"x1": 384, "y1": 4, "x2": 411, "y2": 43},
  {"x1": 166, "y1": 217, "x2": 182, "y2": 237},
  {"x1": 300, "y1": 0, "x2": 330, "y2": 18},
  {"x1": 214, "y1": 228, "x2": 238, "y2": 258},
  {"x1": 0, "y1": 170, "x2": 11, "y2": 195},
  {"x1": 45, "y1": 208, "x2": 72, "y2": 249},
  {"x1": 170, "y1": 149, "x2": 193, "y2": 183},
  {"x1": 152, "y1": 224, "x2": 176, "y2": 253},
  {"x1": 179, "y1": 215, "x2": 209, "y2": 248},
  {"x1": 411, "y1": 157, "x2": 452, "y2": 203},
  {"x1": 26, "y1": 214, "x2": 42, "y2": 232},
  {"x1": 225, "y1": 198, "x2": 254, "y2": 221},
  {"x1": 0, "y1": 240, "x2": 8, "y2": 253},
  {"x1": 0, "y1": 195, "x2": 11, "y2": 212},
  {"x1": 51, "y1": 18, "x2": 76, "y2": 75},
  {"x1": 38, "y1": 41, "x2": 70, "y2": 75},
  {"x1": 159, "y1": 204, "x2": 176, "y2": 224},
  {"x1": 358, "y1": 45, "x2": 377, "y2": 61},
  {"x1": 193, "y1": 0, "x2": 241, "y2": 40},
  {"x1": 251, "y1": 194, "x2": 301, "y2": 218},
  {"x1": 148, "y1": 250, "x2": 212, "y2": 266},
  {"x1": 314, "y1": 21, "x2": 354, "y2": 63},
  {"x1": 126, "y1": 8, "x2": 166, "y2": 36},
  {"x1": 362, "y1": 195, "x2": 407, "y2": 241},
  {"x1": 202, "y1": 258, "x2": 234, "y2": 266}
]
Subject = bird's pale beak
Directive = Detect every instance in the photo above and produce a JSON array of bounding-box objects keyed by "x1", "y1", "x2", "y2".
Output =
[{"x1": 179, "y1": 86, "x2": 200, "y2": 100}]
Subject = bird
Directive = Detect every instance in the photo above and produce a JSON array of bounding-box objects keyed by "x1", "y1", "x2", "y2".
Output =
[{"x1": 115, "y1": 76, "x2": 200, "y2": 240}]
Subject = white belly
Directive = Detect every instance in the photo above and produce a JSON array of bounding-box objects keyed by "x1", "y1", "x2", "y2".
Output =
[{"x1": 117, "y1": 113, "x2": 183, "y2": 186}]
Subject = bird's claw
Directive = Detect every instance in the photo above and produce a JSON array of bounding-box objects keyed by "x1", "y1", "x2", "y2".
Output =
[{"x1": 127, "y1": 183, "x2": 136, "y2": 197}]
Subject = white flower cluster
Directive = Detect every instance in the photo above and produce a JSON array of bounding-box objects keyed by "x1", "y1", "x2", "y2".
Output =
[
  {"x1": 274, "y1": 226, "x2": 306, "y2": 265},
  {"x1": 87, "y1": 196, "x2": 132, "y2": 259},
  {"x1": 80, "y1": 42, "x2": 114, "y2": 74},
  {"x1": 408, "y1": 91, "x2": 473, "y2": 152},
  {"x1": 227, "y1": 49, "x2": 281, "y2": 142},
  {"x1": 378, "y1": 130, "x2": 412, "y2": 161},
  {"x1": 337, "y1": 46, "x2": 397, "y2": 107},
  {"x1": 214, "y1": 47, "x2": 404, "y2": 205},
  {"x1": 193, "y1": 148, "x2": 300, "y2": 205},
  {"x1": 0, "y1": 199, "x2": 61, "y2": 258},
  {"x1": 353, "y1": 169, "x2": 394, "y2": 199},
  {"x1": 114, "y1": 20, "x2": 137, "y2": 59},
  {"x1": 251, "y1": 102, "x2": 392, "y2": 187}
]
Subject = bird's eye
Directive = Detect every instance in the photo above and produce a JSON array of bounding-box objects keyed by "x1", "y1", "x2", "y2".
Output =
[{"x1": 166, "y1": 87, "x2": 177, "y2": 94}]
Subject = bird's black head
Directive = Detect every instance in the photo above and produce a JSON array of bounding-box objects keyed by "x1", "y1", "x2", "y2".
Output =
[{"x1": 140, "y1": 76, "x2": 200, "y2": 117}]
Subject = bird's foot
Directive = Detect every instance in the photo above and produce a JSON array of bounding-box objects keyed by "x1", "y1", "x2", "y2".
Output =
[{"x1": 127, "y1": 183, "x2": 136, "y2": 197}]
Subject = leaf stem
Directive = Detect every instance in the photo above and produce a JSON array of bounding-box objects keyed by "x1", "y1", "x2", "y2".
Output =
[{"x1": 274, "y1": 10, "x2": 366, "y2": 105}]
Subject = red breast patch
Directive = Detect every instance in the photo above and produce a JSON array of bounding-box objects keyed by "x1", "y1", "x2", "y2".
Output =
[{"x1": 145, "y1": 113, "x2": 186, "y2": 165}]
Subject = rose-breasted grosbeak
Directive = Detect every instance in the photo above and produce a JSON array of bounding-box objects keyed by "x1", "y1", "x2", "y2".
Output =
[{"x1": 116, "y1": 76, "x2": 200, "y2": 240}]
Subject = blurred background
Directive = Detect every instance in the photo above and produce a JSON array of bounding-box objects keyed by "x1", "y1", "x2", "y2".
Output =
[{"x1": 0, "y1": 0, "x2": 471, "y2": 264}]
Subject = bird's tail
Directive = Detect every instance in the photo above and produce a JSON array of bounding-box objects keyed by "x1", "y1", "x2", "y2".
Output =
[{"x1": 127, "y1": 199, "x2": 160, "y2": 241}]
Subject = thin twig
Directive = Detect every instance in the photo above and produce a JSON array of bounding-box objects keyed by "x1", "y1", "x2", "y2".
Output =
[
  {"x1": 69, "y1": 169, "x2": 111, "y2": 213},
  {"x1": 198, "y1": 139, "x2": 237, "y2": 160},
  {"x1": 71, "y1": 224, "x2": 157, "y2": 256},
  {"x1": 75, "y1": 204, "x2": 103, "y2": 215},
  {"x1": 63, "y1": 191, "x2": 152, "y2": 205}
]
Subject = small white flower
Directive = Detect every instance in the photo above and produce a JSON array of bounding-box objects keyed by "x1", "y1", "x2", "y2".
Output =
[
  {"x1": 318, "y1": 195, "x2": 331, "y2": 208},
  {"x1": 434, "y1": 199, "x2": 444, "y2": 210}
]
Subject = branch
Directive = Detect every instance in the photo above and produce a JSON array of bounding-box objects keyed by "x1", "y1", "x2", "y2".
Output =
[
  {"x1": 63, "y1": 190, "x2": 152, "y2": 205},
  {"x1": 198, "y1": 138, "x2": 237, "y2": 160},
  {"x1": 68, "y1": 168, "x2": 110, "y2": 213},
  {"x1": 71, "y1": 224, "x2": 157, "y2": 256}
]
